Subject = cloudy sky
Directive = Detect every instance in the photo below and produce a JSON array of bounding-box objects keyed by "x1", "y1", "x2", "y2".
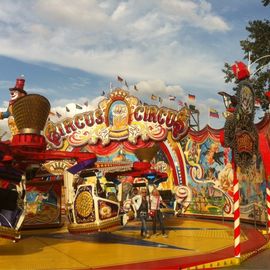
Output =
[{"x1": 0, "y1": 0, "x2": 268, "y2": 137}]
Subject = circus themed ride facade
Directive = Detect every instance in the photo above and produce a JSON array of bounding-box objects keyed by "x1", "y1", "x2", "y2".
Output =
[{"x1": 0, "y1": 70, "x2": 270, "y2": 262}]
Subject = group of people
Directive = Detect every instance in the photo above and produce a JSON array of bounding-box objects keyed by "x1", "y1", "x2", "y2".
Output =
[{"x1": 132, "y1": 187, "x2": 168, "y2": 238}]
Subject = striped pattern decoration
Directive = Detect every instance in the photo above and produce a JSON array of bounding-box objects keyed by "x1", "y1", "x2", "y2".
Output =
[
  {"x1": 267, "y1": 182, "x2": 270, "y2": 234},
  {"x1": 232, "y1": 157, "x2": 241, "y2": 257}
]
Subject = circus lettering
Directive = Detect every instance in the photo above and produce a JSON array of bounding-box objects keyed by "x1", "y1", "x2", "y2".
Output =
[{"x1": 44, "y1": 89, "x2": 190, "y2": 148}]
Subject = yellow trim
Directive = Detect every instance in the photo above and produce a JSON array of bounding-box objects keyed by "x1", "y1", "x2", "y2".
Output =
[
  {"x1": 0, "y1": 226, "x2": 21, "y2": 240},
  {"x1": 68, "y1": 217, "x2": 122, "y2": 233},
  {"x1": 183, "y1": 241, "x2": 270, "y2": 269},
  {"x1": 182, "y1": 257, "x2": 240, "y2": 269}
]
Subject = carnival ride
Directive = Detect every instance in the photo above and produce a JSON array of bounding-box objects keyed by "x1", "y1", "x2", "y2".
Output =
[
  {"x1": 0, "y1": 92, "x2": 174, "y2": 240},
  {"x1": 0, "y1": 66, "x2": 270, "y2": 269},
  {"x1": 63, "y1": 158, "x2": 169, "y2": 234},
  {"x1": 0, "y1": 94, "x2": 99, "y2": 240}
]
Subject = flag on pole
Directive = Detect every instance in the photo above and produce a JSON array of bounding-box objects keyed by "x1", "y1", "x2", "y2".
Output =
[
  {"x1": 169, "y1": 95, "x2": 176, "y2": 101},
  {"x1": 84, "y1": 101, "x2": 88, "y2": 107},
  {"x1": 188, "y1": 94, "x2": 196, "y2": 102},
  {"x1": 56, "y1": 112, "x2": 62, "y2": 118},
  {"x1": 76, "y1": 104, "x2": 83, "y2": 110},
  {"x1": 178, "y1": 100, "x2": 184, "y2": 106},
  {"x1": 134, "y1": 85, "x2": 138, "y2": 91},
  {"x1": 159, "y1": 97, "x2": 163, "y2": 104},
  {"x1": 117, "y1": 76, "x2": 124, "y2": 82},
  {"x1": 66, "y1": 106, "x2": 70, "y2": 112},
  {"x1": 209, "y1": 108, "x2": 219, "y2": 118},
  {"x1": 151, "y1": 94, "x2": 157, "y2": 100}
]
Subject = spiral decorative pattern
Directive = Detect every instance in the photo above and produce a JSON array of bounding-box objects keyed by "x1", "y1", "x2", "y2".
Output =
[
  {"x1": 232, "y1": 160, "x2": 240, "y2": 258},
  {"x1": 75, "y1": 191, "x2": 94, "y2": 218}
]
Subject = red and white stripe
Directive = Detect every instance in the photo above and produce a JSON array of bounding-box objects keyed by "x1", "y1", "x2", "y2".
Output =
[
  {"x1": 232, "y1": 157, "x2": 241, "y2": 257},
  {"x1": 267, "y1": 182, "x2": 270, "y2": 234}
]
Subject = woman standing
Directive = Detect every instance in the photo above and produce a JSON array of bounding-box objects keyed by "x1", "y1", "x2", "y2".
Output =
[
  {"x1": 132, "y1": 188, "x2": 150, "y2": 238},
  {"x1": 150, "y1": 188, "x2": 168, "y2": 237}
]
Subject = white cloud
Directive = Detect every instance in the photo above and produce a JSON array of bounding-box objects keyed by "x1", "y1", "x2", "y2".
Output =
[
  {"x1": 133, "y1": 79, "x2": 185, "y2": 102},
  {"x1": 35, "y1": 0, "x2": 108, "y2": 31},
  {"x1": 111, "y1": 2, "x2": 128, "y2": 21},
  {"x1": 0, "y1": 0, "x2": 230, "y2": 92},
  {"x1": 160, "y1": 0, "x2": 230, "y2": 32}
]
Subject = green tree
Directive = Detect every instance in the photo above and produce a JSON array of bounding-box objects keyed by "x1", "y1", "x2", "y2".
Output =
[
  {"x1": 223, "y1": 1, "x2": 270, "y2": 111},
  {"x1": 262, "y1": 0, "x2": 270, "y2": 6}
]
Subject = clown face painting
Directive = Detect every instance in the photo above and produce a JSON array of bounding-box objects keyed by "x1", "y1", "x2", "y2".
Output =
[
  {"x1": 10, "y1": 90, "x2": 25, "y2": 102},
  {"x1": 0, "y1": 76, "x2": 27, "y2": 137}
]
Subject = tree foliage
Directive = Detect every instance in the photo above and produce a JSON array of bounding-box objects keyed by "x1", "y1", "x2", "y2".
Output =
[
  {"x1": 223, "y1": 5, "x2": 270, "y2": 111},
  {"x1": 262, "y1": 0, "x2": 270, "y2": 6}
]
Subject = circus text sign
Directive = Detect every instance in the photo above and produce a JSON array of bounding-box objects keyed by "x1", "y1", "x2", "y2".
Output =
[{"x1": 44, "y1": 89, "x2": 190, "y2": 148}]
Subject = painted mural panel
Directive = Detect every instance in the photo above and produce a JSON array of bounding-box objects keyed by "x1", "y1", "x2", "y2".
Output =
[
  {"x1": 183, "y1": 134, "x2": 233, "y2": 217},
  {"x1": 238, "y1": 155, "x2": 266, "y2": 222},
  {"x1": 23, "y1": 180, "x2": 62, "y2": 228},
  {"x1": 182, "y1": 127, "x2": 267, "y2": 224}
]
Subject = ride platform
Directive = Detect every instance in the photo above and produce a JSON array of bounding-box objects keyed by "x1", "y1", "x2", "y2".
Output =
[{"x1": 0, "y1": 217, "x2": 268, "y2": 270}]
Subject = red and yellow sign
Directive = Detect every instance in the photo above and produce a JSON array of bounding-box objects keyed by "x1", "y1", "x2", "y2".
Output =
[{"x1": 44, "y1": 89, "x2": 190, "y2": 148}]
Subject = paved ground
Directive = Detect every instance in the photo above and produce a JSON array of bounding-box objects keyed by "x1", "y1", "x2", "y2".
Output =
[
  {"x1": 0, "y1": 218, "x2": 268, "y2": 270},
  {"x1": 0, "y1": 218, "x2": 237, "y2": 270}
]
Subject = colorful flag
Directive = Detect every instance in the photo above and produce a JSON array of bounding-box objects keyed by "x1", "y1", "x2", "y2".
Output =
[
  {"x1": 169, "y1": 95, "x2": 176, "y2": 101},
  {"x1": 117, "y1": 76, "x2": 124, "y2": 82},
  {"x1": 56, "y1": 112, "x2": 62, "y2": 118},
  {"x1": 159, "y1": 97, "x2": 163, "y2": 104},
  {"x1": 134, "y1": 85, "x2": 138, "y2": 91},
  {"x1": 151, "y1": 94, "x2": 157, "y2": 100},
  {"x1": 209, "y1": 108, "x2": 219, "y2": 118},
  {"x1": 66, "y1": 106, "x2": 70, "y2": 112},
  {"x1": 188, "y1": 94, "x2": 196, "y2": 102},
  {"x1": 178, "y1": 100, "x2": 184, "y2": 106},
  {"x1": 76, "y1": 104, "x2": 83, "y2": 110},
  {"x1": 84, "y1": 101, "x2": 88, "y2": 107}
]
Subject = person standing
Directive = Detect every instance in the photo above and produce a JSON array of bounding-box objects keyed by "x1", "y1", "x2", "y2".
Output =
[
  {"x1": 150, "y1": 188, "x2": 168, "y2": 237},
  {"x1": 132, "y1": 188, "x2": 150, "y2": 238}
]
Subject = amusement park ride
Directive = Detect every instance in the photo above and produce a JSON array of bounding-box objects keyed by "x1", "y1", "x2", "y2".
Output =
[
  {"x1": 0, "y1": 79, "x2": 186, "y2": 241},
  {"x1": 1, "y1": 60, "x2": 270, "y2": 266}
]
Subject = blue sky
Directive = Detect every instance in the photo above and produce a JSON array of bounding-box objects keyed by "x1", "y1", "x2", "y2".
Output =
[{"x1": 0, "y1": 0, "x2": 269, "y2": 136}]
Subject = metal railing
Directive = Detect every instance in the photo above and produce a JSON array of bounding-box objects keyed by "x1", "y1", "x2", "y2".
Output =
[{"x1": 171, "y1": 199, "x2": 268, "y2": 230}]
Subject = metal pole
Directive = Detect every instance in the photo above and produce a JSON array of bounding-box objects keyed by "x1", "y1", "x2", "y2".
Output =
[
  {"x1": 253, "y1": 203, "x2": 257, "y2": 229},
  {"x1": 232, "y1": 153, "x2": 241, "y2": 258},
  {"x1": 266, "y1": 180, "x2": 270, "y2": 234},
  {"x1": 248, "y1": 54, "x2": 270, "y2": 70}
]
